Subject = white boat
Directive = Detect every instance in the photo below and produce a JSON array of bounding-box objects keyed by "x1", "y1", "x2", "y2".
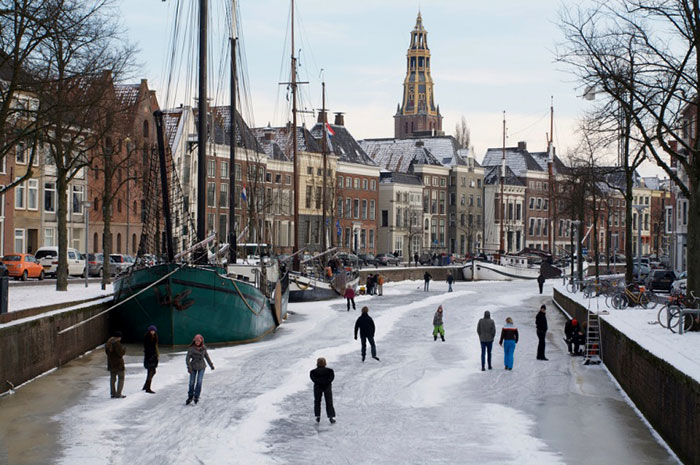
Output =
[
  {"x1": 289, "y1": 270, "x2": 359, "y2": 302},
  {"x1": 463, "y1": 256, "x2": 541, "y2": 281}
]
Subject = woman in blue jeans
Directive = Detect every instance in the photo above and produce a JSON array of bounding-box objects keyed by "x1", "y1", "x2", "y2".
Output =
[
  {"x1": 498, "y1": 317, "x2": 519, "y2": 370},
  {"x1": 186, "y1": 334, "x2": 215, "y2": 405}
]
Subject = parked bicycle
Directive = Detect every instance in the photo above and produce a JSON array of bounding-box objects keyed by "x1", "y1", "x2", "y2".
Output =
[
  {"x1": 657, "y1": 291, "x2": 698, "y2": 333},
  {"x1": 610, "y1": 283, "x2": 657, "y2": 310}
]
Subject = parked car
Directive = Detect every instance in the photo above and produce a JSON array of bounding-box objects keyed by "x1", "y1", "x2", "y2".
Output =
[
  {"x1": 376, "y1": 253, "x2": 401, "y2": 266},
  {"x1": 671, "y1": 272, "x2": 687, "y2": 296},
  {"x1": 418, "y1": 253, "x2": 433, "y2": 265},
  {"x1": 86, "y1": 253, "x2": 117, "y2": 277},
  {"x1": 109, "y1": 254, "x2": 132, "y2": 274},
  {"x1": 358, "y1": 253, "x2": 378, "y2": 267},
  {"x1": 644, "y1": 269, "x2": 676, "y2": 293},
  {"x1": 2, "y1": 253, "x2": 45, "y2": 280},
  {"x1": 336, "y1": 253, "x2": 360, "y2": 267},
  {"x1": 35, "y1": 246, "x2": 85, "y2": 277}
]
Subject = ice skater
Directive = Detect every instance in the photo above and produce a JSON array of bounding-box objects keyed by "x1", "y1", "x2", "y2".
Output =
[
  {"x1": 344, "y1": 285, "x2": 356, "y2": 311},
  {"x1": 537, "y1": 273, "x2": 545, "y2": 294},
  {"x1": 142, "y1": 325, "x2": 159, "y2": 393},
  {"x1": 432, "y1": 305, "x2": 445, "y2": 341},
  {"x1": 536, "y1": 305, "x2": 548, "y2": 361},
  {"x1": 185, "y1": 334, "x2": 215, "y2": 405},
  {"x1": 476, "y1": 310, "x2": 496, "y2": 371},
  {"x1": 310, "y1": 357, "x2": 336, "y2": 424},
  {"x1": 105, "y1": 331, "x2": 126, "y2": 398},
  {"x1": 354, "y1": 306, "x2": 379, "y2": 362},
  {"x1": 423, "y1": 271, "x2": 432, "y2": 291},
  {"x1": 499, "y1": 317, "x2": 519, "y2": 370},
  {"x1": 446, "y1": 273, "x2": 454, "y2": 292}
]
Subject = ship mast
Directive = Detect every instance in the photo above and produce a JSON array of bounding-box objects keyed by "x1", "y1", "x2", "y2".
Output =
[
  {"x1": 321, "y1": 81, "x2": 328, "y2": 253},
  {"x1": 228, "y1": 14, "x2": 237, "y2": 265},
  {"x1": 499, "y1": 111, "x2": 506, "y2": 257},
  {"x1": 291, "y1": 0, "x2": 300, "y2": 272},
  {"x1": 547, "y1": 96, "x2": 555, "y2": 258},
  {"x1": 197, "y1": 0, "x2": 208, "y2": 246}
]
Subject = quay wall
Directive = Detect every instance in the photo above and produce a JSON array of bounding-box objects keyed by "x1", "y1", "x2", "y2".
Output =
[
  {"x1": 553, "y1": 289, "x2": 700, "y2": 465},
  {"x1": 358, "y1": 265, "x2": 462, "y2": 283},
  {"x1": 0, "y1": 300, "x2": 110, "y2": 395}
]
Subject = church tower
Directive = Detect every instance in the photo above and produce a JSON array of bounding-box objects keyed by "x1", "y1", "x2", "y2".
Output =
[{"x1": 394, "y1": 12, "x2": 443, "y2": 139}]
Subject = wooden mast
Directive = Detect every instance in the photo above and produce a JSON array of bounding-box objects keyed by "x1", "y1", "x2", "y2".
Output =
[
  {"x1": 499, "y1": 111, "x2": 505, "y2": 256},
  {"x1": 291, "y1": 0, "x2": 300, "y2": 272},
  {"x1": 321, "y1": 81, "x2": 328, "y2": 253},
  {"x1": 197, "y1": 0, "x2": 208, "y2": 245},
  {"x1": 547, "y1": 97, "x2": 556, "y2": 258},
  {"x1": 228, "y1": 32, "x2": 237, "y2": 264}
]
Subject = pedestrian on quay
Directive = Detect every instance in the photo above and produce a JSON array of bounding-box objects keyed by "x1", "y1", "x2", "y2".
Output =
[
  {"x1": 424, "y1": 271, "x2": 432, "y2": 291},
  {"x1": 344, "y1": 285, "x2": 356, "y2": 311},
  {"x1": 310, "y1": 357, "x2": 336, "y2": 424},
  {"x1": 499, "y1": 317, "x2": 519, "y2": 370},
  {"x1": 142, "y1": 325, "x2": 159, "y2": 394},
  {"x1": 476, "y1": 310, "x2": 496, "y2": 371},
  {"x1": 414, "y1": 252, "x2": 420, "y2": 267},
  {"x1": 446, "y1": 272, "x2": 455, "y2": 292},
  {"x1": 564, "y1": 318, "x2": 583, "y2": 355},
  {"x1": 366, "y1": 274, "x2": 374, "y2": 296},
  {"x1": 377, "y1": 274, "x2": 385, "y2": 296},
  {"x1": 185, "y1": 334, "x2": 215, "y2": 405},
  {"x1": 432, "y1": 305, "x2": 445, "y2": 341},
  {"x1": 105, "y1": 330, "x2": 126, "y2": 399},
  {"x1": 537, "y1": 273, "x2": 545, "y2": 294},
  {"x1": 354, "y1": 306, "x2": 379, "y2": 362},
  {"x1": 536, "y1": 305, "x2": 548, "y2": 361}
]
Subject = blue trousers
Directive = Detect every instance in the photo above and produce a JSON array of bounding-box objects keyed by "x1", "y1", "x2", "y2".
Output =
[
  {"x1": 480, "y1": 341, "x2": 493, "y2": 369},
  {"x1": 503, "y1": 340, "x2": 516, "y2": 369},
  {"x1": 448, "y1": 283, "x2": 453, "y2": 292},
  {"x1": 188, "y1": 369, "x2": 205, "y2": 399}
]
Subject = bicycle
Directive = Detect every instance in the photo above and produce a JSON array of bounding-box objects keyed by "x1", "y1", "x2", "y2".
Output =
[
  {"x1": 566, "y1": 277, "x2": 585, "y2": 294},
  {"x1": 611, "y1": 284, "x2": 657, "y2": 310},
  {"x1": 658, "y1": 291, "x2": 698, "y2": 333}
]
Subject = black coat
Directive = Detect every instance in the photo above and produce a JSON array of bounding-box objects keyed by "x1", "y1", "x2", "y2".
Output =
[
  {"x1": 537, "y1": 274, "x2": 545, "y2": 284},
  {"x1": 536, "y1": 312, "x2": 548, "y2": 331},
  {"x1": 564, "y1": 320, "x2": 579, "y2": 339},
  {"x1": 143, "y1": 333, "x2": 159, "y2": 369},
  {"x1": 447, "y1": 275, "x2": 454, "y2": 284},
  {"x1": 424, "y1": 272, "x2": 432, "y2": 282},
  {"x1": 354, "y1": 313, "x2": 376, "y2": 338},
  {"x1": 310, "y1": 366, "x2": 335, "y2": 387}
]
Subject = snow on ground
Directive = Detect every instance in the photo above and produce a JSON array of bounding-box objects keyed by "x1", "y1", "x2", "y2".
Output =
[
  {"x1": 7, "y1": 282, "x2": 113, "y2": 312},
  {"x1": 553, "y1": 280, "x2": 700, "y2": 384},
  {"x1": 37, "y1": 279, "x2": 676, "y2": 465}
]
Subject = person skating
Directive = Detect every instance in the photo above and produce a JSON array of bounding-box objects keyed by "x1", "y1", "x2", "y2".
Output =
[
  {"x1": 446, "y1": 273, "x2": 454, "y2": 292},
  {"x1": 344, "y1": 285, "x2": 356, "y2": 311},
  {"x1": 537, "y1": 273, "x2": 545, "y2": 294},
  {"x1": 535, "y1": 305, "x2": 548, "y2": 360},
  {"x1": 354, "y1": 306, "x2": 379, "y2": 361},
  {"x1": 142, "y1": 325, "x2": 159, "y2": 393},
  {"x1": 377, "y1": 274, "x2": 384, "y2": 296},
  {"x1": 564, "y1": 318, "x2": 583, "y2": 355},
  {"x1": 499, "y1": 317, "x2": 519, "y2": 370},
  {"x1": 185, "y1": 334, "x2": 215, "y2": 405},
  {"x1": 477, "y1": 310, "x2": 496, "y2": 371},
  {"x1": 105, "y1": 331, "x2": 126, "y2": 398},
  {"x1": 423, "y1": 271, "x2": 432, "y2": 291},
  {"x1": 432, "y1": 305, "x2": 445, "y2": 341},
  {"x1": 310, "y1": 357, "x2": 336, "y2": 424}
]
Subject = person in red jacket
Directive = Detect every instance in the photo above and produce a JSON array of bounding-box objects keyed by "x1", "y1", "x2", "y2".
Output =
[{"x1": 344, "y1": 285, "x2": 356, "y2": 311}]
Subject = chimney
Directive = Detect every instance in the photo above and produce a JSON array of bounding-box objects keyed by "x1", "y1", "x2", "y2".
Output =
[
  {"x1": 334, "y1": 112, "x2": 345, "y2": 126},
  {"x1": 517, "y1": 141, "x2": 527, "y2": 151},
  {"x1": 317, "y1": 110, "x2": 328, "y2": 124},
  {"x1": 264, "y1": 125, "x2": 274, "y2": 141}
]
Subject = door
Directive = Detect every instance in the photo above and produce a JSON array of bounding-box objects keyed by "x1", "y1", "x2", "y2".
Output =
[{"x1": 27, "y1": 229, "x2": 38, "y2": 254}]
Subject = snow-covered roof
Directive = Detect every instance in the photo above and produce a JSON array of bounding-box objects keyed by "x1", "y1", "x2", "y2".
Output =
[
  {"x1": 252, "y1": 125, "x2": 321, "y2": 161},
  {"x1": 379, "y1": 171, "x2": 422, "y2": 185},
  {"x1": 483, "y1": 165, "x2": 525, "y2": 186},
  {"x1": 641, "y1": 176, "x2": 660, "y2": 190},
  {"x1": 309, "y1": 123, "x2": 376, "y2": 166},
  {"x1": 481, "y1": 146, "x2": 544, "y2": 178},
  {"x1": 360, "y1": 136, "x2": 462, "y2": 173},
  {"x1": 162, "y1": 108, "x2": 183, "y2": 149},
  {"x1": 114, "y1": 84, "x2": 140, "y2": 108}
]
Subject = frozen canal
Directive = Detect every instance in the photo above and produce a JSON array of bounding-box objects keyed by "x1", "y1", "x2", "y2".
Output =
[{"x1": 0, "y1": 280, "x2": 679, "y2": 464}]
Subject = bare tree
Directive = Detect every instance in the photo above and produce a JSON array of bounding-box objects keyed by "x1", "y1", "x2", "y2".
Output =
[
  {"x1": 558, "y1": 0, "x2": 700, "y2": 294},
  {"x1": 454, "y1": 116, "x2": 473, "y2": 151}
]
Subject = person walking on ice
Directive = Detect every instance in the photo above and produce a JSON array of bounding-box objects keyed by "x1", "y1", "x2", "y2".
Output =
[
  {"x1": 499, "y1": 317, "x2": 519, "y2": 370},
  {"x1": 142, "y1": 325, "x2": 159, "y2": 394},
  {"x1": 354, "y1": 306, "x2": 379, "y2": 362},
  {"x1": 185, "y1": 334, "x2": 215, "y2": 405},
  {"x1": 423, "y1": 271, "x2": 432, "y2": 291},
  {"x1": 344, "y1": 285, "x2": 356, "y2": 311},
  {"x1": 105, "y1": 331, "x2": 126, "y2": 398},
  {"x1": 446, "y1": 273, "x2": 454, "y2": 292},
  {"x1": 476, "y1": 310, "x2": 496, "y2": 371},
  {"x1": 537, "y1": 273, "x2": 545, "y2": 294},
  {"x1": 432, "y1": 305, "x2": 445, "y2": 341},
  {"x1": 310, "y1": 357, "x2": 336, "y2": 424},
  {"x1": 535, "y1": 305, "x2": 548, "y2": 360}
]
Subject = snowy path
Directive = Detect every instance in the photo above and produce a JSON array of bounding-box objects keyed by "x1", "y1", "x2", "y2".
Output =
[{"x1": 1, "y1": 280, "x2": 678, "y2": 464}]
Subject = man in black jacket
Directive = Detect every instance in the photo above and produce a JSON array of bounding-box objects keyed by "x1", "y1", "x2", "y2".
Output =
[
  {"x1": 310, "y1": 357, "x2": 336, "y2": 424},
  {"x1": 536, "y1": 305, "x2": 548, "y2": 360},
  {"x1": 354, "y1": 306, "x2": 379, "y2": 362}
]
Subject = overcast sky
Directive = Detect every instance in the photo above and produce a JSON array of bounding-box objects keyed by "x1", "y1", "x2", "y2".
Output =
[{"x1": 120, "y1": 0, "x2": 663, "y2": 175}]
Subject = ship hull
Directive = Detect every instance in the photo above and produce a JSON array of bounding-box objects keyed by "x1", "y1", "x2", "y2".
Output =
[{"x1": 289, "y1": 272, "x2": 359, "y2": 302}]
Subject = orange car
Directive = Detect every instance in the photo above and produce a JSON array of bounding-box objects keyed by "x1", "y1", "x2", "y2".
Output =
[{"x1": 2, "y1": 253, "x2": 45, "y2": 280}]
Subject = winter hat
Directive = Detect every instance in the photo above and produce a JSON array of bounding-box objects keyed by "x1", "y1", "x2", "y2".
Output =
[
  {"x1": 484, "y1": 311, "x2": 491, "y2": 318},
  {"x1": 572, "y1": 319, "x2": 578, "y2": 325},
  {"x1": 148, "y1": 325, "x2": 157, "y2": 332},
  {"x1": 193, "y1": 334, "x2": 204, "y2": 344}
]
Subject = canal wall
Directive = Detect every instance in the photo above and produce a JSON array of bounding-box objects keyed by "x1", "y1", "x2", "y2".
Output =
[
  {"x1": 358, "y1": 265, "x2": 463, "y2": 283},
  {"x1": 0, "y1": 299, "x2": 111, "y2": 396},
  {"x1": 553, "y1": 289, "x2": 700, "y2": 465}
]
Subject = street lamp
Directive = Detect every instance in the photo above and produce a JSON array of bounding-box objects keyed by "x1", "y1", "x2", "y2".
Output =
[
  {"x1": 633, "y1": 204, "x2": 646, "y2": 282},
  {"x1": 83, "y1": 199, "x2": 92, "y2": 288}
]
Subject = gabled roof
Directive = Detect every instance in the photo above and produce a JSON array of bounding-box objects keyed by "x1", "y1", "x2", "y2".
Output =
[
  {"x1": 252, "y1": 125, "x2": 322, "y2": 161},
  {"x1": 309, "y1": 123, "x2": 376, "y2": 166},
  {"x1": 529, "y1": 150, "x2": 568, "y2": 174},
  {"x1": 360, "y1": 137, "x2": 457, "y2": 172},
  {"x1": 114, "y1": 84, "x2": 140, "y2": 108},
  {"x1": 162, "y1": 108, "x2": 183, "y2": 149},
  {"x1": 481, "y1": 146, "x2": 544, "y2": 178},
  {"x1": 483, "y1": 165, "x2": 525, "y2": 186},
  {"x1": 379, "y1": 171, "x2": 422, "y2": 185}
]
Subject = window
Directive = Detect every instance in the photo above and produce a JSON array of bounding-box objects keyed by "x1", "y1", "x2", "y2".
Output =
[
  {"x1": 305, "y1": 186, "x2": 312, "y2": 209},
  {"x1": 345, "y1": 228, "x2": 351, "y2": 248},
  {"x1": 432, "y1": 176, "x2": 438, "y2": 186},
  {"x1": 14, "y1": 229, "x2": 25, "y2": 253},
  {"x1": 117, "y1": 199, "x2": 122, "y2": 213},
  {"x1": 354, "y1": 178, "x2": 359, "y2": 189},
  {"x1": 353, "y1": 199, "x2": 360, "y2": 219},
  {"x1": 440, "y1": 178, "x2": 446, "y2": 187},
  {"x1": 338, "y1": 176, "x2": 343, "y2": 188},
  {"x1": 307, "y1": 166, "x2": 313, "y2": 175},
  {"x1": 469, "y1": 194, "x2": 474, "y2": 207},
  {"x1": 382, "y1": 210, "x2": 388, "y2": 227},
  {"x1": 396, "y1": 208, "x2": 401, "y2": 226},
  {"x1": 73, "y1": 186, "x2": 83, "y2": 215},
  {"x1": 516, "y1": 203, "x2": 521, "y2": 220},
  {"x1": 536, "y1": 198, "x2": 542, "y2": 210},
  {"x1": 207, "y1": 213, "x2": 215, "y2": 235},
  {"x1": 369, "y1": 229, "x2": 375, "y2": 249},
  {"x1": 543, "y1": 221, "x2": 548, "y2": 236},
  {"x1": 439, "y1": 219, "x2": 445, "y2": 246},
  {"x1": 44, "y1": 228, "x2": 55, "y2": 247},
  {"x1": 361, "y1": 199, "x2": 367, "y2": 219},
  {"x1": 450, "y1": 193, "x2": 456, "y2": 206},
  {"x1": 370, "y1": 180, "x2": 376, "y2": 191},
  {"x1": 219, "y1": 214, "x2": 227, "y2": 242},
  {"x1": 220, "y1": 183, "x2": 228, "y2": 208},
  {"x1": 346, "y1": 177, "x2": 352, "y2": 188},
  {"x1": 0, "y1": 154, "x2": 5, "y2": 174},
  {"x1": 470, "y1": 179, "x2": 475, "y2": 188},
  {"x1": 16, "y1": 142, "x2": 26, "y2": 164},
  {"x1": 143, "y1": 120, "x2": 150, "y2": 138},
  {"x1": 439, "y1": 191, "x2": 445, "y2": 214},
  {"x1": 362, "y1": 179, "x2": 368, "y2": 190},
  {"x1": 317, "y1": 168, "x2": 322, "y2": 176},
  {"x1": 235, "y1": 164, "x2": 242, "y2": 181},
  {"x1": 346, "y1": 198, "x2": 351, "y2": 218},
  {"x1": 424, "y1": 176, "x2": 430, "y2": 186},
  {"x1": 536, "y1": 218, "x2": 542, "y2": 236},
  {"x1": 529, "y1": 197, "x2": 534, "y2": 209},
  {"x1": 27, "y1": 179, "x2": 38, "y2": 210},
  {"x1": 370, "y1": 200, "x2": 376, "y2": 220},
  {"x1": 285, "y1": 175, "x2": 291, "y2": 185},
  {"x1": 543, "y1": 199, "x2": 548, "y2": 211},
  {"x1": 207, "y1": 182, "x2": 216, "y2": 207},
  {"x1": 477, "y1": 179, "x2": 482, "y2": 188},
  {"x1": 220, "y1": 161, "x2": 229, "y2": 178},
  {"x1": 315, "y1": 186, "x2": 322, "y2": 209},
  {"x1": 450, "y1": 213, "x2": 456, "y2": 226},
  {"x1": 275, "y1": 174, "x2": 281, "y2": 183},
  {"x1": 477, "y1": 195, "x2": 482, "y2": 207},
  {"x1": 529, "y1": 218, "x2": 535, "y2": 236},
  {"x1": 15, "y1": 178, "x2": 25, "y2": 209},
  {"x1": 207, "y1": 159, "x2": 216, "y2": 178},
  {"x1": 338, "y1": 198, "x2": 343, "y2": 217}
]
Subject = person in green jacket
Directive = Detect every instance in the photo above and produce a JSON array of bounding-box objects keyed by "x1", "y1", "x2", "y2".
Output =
[{"x1": 433, "y1": 305, "x2": 445, "y2": 341}]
